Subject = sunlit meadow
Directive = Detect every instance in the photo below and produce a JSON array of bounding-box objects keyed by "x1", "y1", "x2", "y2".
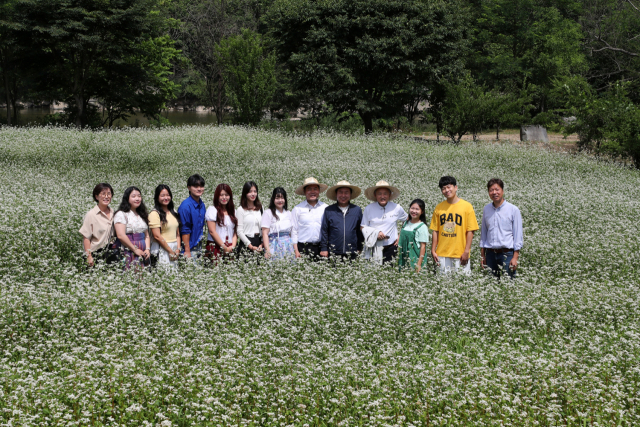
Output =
[{"x1": 0, "y1": 126, "x2": 639, "y2": 426}]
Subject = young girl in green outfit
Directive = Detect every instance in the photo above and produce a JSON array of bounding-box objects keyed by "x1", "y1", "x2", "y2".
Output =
[{"x1": 398, "y1": 199, "x2": 430, "y2": 273}]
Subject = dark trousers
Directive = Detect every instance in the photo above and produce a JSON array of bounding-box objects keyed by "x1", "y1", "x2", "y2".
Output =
[
  {"x1": 486, "y1": 249, "x2": 516, "y2": 279},
  {"x1": 382, "y1": 244, "x2": 397, "y2": 264},
  {"x1": 297, "y1": 242, "x2": 321, "y2": 261}
]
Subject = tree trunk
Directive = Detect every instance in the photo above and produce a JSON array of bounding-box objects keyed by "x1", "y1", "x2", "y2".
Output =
[
  {"x1": 216, "y1": 72, "x2": 224, "y2": 125},
  {"x1": 360, "y1": 111, "x2": 373, "y2": 134},
  {"x1": 496, "y1": 125, "x2": 500, "y2": 140},
  {"x1": 75, "y1": 92, "x2": 84, "y2": 127},
  {"x1": 2, "y1": 65, "x2": 12, "y2": 125},
  {"x1": 11, "y1": 98, "x2": 17, "y2": 125}
]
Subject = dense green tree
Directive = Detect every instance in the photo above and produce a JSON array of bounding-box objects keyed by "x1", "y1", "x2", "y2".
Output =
[
  {"x1": 216, "y1": 29, "x2": 276, "y2": 124},
  {"x1": 266, "y1": 0, "x2": 468, "y2": 133},
  {"x1": 16, "y1": 0, "x2": 179, "y2": 127},
  {"x1": 0, "y1": 0, "x2": 20, "y2": 125},
  {"x1": 581, "y1": 0, "x2": 640, "y2": 100},
  {"x1": 435, "y1": 75, "x2": 490, "y2": 143},
  {"x1": 170, "y1": 0, "x2": 259, "y2": 124},
  {"x1": 471, "y1": 0, "x2": 586, "y2": 118}
]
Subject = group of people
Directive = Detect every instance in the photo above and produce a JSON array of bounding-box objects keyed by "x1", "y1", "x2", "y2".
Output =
[{"x1": 79, "y1": 174, "x2": 523, "y2": 278}]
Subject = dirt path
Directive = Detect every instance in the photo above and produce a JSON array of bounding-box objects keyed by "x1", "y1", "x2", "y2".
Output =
[{"x1": 414, "y1": 130, "x2": 579, "y2": 152}]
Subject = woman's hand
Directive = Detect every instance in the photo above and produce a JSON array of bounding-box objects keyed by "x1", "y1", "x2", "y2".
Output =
[
  {"x1": 264, "y1": 251, "x2": 271, "y2": 259},
  {"x1": 223, "y1": 244, "x2": 233, "y2": 254},
  {"x1": 87, "y1": 254, "x2": 94, "y2": 267}
]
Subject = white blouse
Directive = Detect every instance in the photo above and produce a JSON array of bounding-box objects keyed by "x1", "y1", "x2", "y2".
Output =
[
  {"x1": 114, "y1": 210, "x2": 148, "y2": 234},
  {"x1": 261, "y1": 209, "x2": 292, "y2": 235},
  {"x1": 236, "y1": 206, "x2": 263, "y2": 245},
  {"x1": 205, "y1": 206, "x2": 236, "y2": 243}
]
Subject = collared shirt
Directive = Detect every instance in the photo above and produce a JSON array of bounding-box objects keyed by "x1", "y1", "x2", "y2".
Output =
[
  {"x1": 79, "y1": 205, "x2": 114, "y2": 252},
  {"x1": 291, "y1": 200, "x2": 328, "y2": 244},
  {"x1": 480, "y1": 200, "x2": 523, "y2": 250},
  {"x1": 361, "y1": 201, "x2": 408, "y2": 246},
  {"x1": 178, "y1": 195, "x2": 206, "y2": 250}
]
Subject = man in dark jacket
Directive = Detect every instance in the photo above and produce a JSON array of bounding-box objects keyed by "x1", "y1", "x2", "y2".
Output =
[{"x1": 320, "y1": 181, "x2": 364, "y2": 261}]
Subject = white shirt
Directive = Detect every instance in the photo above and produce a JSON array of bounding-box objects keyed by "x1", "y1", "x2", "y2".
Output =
[
  {"x1": 236, "y1": 206, "x2": 263, "y2": 245},
  {"x1": 114, "y1": 210, "x2": 148, "y2": 234},
  {"x1": 261, "y1": 209, "x2": 292, "y2": 235},
  {"x1": 205, "y1": 206, "x2": 236, "y2": 243},
  {"x1": 291, "y1": 200, "x2": 327, "y2": 244},
  {"x1": 361, "y1": 201, "x2": 408, "y2": 246}
]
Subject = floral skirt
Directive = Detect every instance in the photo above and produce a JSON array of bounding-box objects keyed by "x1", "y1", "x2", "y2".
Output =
[
  {"x1": 115, "y1": 232, "x2": 149, "y2": 271},
  {"x1": 268, "y1": 232, "x2": 294, "y2": 260}
]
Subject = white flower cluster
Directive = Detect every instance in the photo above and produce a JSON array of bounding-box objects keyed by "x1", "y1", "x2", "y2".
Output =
[{"x1": 0, "y1": 125, "x2": 639, "y2": 426}]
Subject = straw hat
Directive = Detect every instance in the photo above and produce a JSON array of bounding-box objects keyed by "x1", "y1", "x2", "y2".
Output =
[
  {"x1": 364, "y1": 180, "x2": 400, "y2": 201},
  {"x1": 326, "y1": 180, "x2": 362, "y2": 201},
  {"x1": 294, "y1": 177, "x2": 328, "y2": 196}
]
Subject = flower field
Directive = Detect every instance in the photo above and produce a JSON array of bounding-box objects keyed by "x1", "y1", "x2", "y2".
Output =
[{"x1": 0, "y1": 126, "x2": 639, "y2": 426}]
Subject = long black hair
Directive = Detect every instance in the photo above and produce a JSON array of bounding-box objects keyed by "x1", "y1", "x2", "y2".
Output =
[
  {"x1": 268, "y1": 187, "x2": 288, "y2": 220},
  {"x1": 116, "y1": 186, "x2": 149, "y2": 224},
  {"x1": 240, "y1": 181, "x2": 263, "y2": 212},
  {"x1": 409, "y1": 198, "x2": 427, "y2": 225},
  {"x1": 153, "y1": 184, "x2": 180, "y2": 226}
]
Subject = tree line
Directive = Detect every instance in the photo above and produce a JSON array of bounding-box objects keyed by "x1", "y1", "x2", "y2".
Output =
[{"x1": 1, "y1": 0, "x2": 639, "y2": 164}]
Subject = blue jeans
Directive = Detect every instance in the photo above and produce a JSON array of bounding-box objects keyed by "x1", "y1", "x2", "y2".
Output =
[{"x1": 485, "y1": 249, "x2": 516, "y2": 279}]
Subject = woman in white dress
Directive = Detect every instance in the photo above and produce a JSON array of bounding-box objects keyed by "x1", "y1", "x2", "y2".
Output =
[
  {"x1": 204, "y1": 183, "x2": 238, "y2": 264},
  {"x1": 113, "y1": 186, "x2": 151, "y2": 271},
  {"x1": 261, "y1": 187, "x2": 294, "y2": 260}
]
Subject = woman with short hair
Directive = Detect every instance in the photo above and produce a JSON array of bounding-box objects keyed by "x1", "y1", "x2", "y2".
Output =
[
  {"x1": 113, "y1": 186, "x2": 151, "y2": 271},
  {"x1": 79, "y1": 183, "x2": 115, "y2": 267},
  {"x1": 261, "y1": 187, "x2": 294, "y2": 260}
]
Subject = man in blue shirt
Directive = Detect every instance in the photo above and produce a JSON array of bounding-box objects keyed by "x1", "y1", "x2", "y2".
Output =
[
  {"x1": 179, "y1": 174, "x2": 206, "y2": 261},
  {"x1": 480, "y1": 178, "x2": 523, "y2": 278}
]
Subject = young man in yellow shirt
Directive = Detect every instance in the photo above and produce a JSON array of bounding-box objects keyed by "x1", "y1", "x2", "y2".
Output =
[{"x1": 429, "y1": 176, "x2": 479, "y2": 274}]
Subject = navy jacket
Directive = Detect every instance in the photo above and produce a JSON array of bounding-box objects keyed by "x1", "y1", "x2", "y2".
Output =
[{"x1": 320, "y1": 203, "x2": 364, "y2": 255}]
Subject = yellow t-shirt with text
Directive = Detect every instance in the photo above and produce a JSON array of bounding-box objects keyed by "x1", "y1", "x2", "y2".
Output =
[{"x1": 429, "y1": 199, "x2": 479, "y2": 258}]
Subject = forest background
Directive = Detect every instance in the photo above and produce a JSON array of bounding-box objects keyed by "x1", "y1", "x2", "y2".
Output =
[{"x1": 1, "y1": 0, "x2": 639, "y2": 165}]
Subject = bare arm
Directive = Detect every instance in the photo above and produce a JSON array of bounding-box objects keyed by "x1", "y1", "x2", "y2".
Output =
[
  {"x1": 83, "y1": 237, "x2": 94, "y2": 266},
  {"x1": 460, "y1": 231, "x2": 474, "y2": 265},
  {"x1": 431, "y1": 230, "x2": 439, "y2": 264},
  {"x1": 152, "y1": 227, "x2": 175, "y2": 255},
  {"x1": 181, "y1": 234, "x2": 191, "y2": 257},
  {"x1": 207, "y1": 221, "x2": 227, "y2": 248},
  {"x1": 416, "y1": 242, "x2": 427, "y2": 273},
  {"x1": 262, "y1": 228, "x2": 271, "y2": 258}
]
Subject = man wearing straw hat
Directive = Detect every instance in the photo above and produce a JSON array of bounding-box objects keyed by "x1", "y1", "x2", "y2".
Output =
[
  {"x1": 361, "y1": 180, "x2": 408, "y2": 264},
  {"x1": 291, "y1": 177, "x2": 329, "y2": 260},
  {"x1": 320, "y1": 181, "x2": 364, "y2": 261}
]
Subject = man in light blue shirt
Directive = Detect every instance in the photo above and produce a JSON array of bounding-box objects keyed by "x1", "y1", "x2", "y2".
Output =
[{"x1": 480, "y1": 178, "x2": 523, "y2": 278}]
